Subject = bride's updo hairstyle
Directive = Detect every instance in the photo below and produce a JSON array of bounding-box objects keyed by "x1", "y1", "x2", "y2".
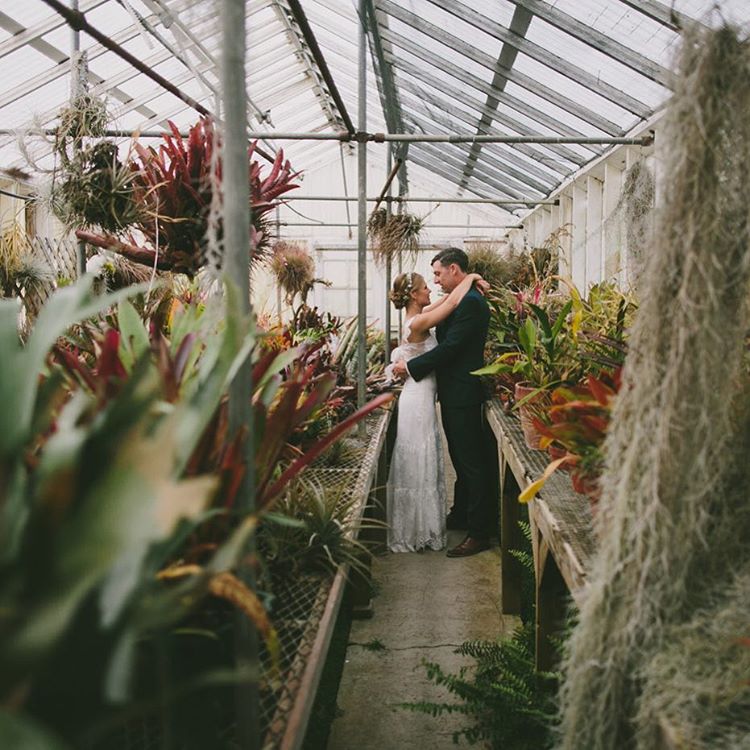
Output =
[{"x1": 390, "y1": 272, "x2": 421, "y2": 310}]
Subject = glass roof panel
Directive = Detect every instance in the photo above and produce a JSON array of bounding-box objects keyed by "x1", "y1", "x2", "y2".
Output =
[{"x1": 0, "y1": 0, "x2": 747, "y2": 205}]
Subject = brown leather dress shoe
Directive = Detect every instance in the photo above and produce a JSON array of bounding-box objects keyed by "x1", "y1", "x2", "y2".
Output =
[{"x1": 446, "y1": 536, "x2": 491, "y2": 558}]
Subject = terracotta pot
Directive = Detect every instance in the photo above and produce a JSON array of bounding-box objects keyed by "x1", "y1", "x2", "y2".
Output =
[{"x1": 514, "y1": 382, "x2": 548, "y2": 450}]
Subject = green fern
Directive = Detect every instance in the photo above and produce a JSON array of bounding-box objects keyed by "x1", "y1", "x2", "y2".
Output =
[{"x1": 402, "y1": 624, "x2": 559, "y2": 748}]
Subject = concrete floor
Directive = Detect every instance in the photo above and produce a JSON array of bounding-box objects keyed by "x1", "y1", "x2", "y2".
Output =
[{"x1": 327, "y1": 423, "x2": 516, "y2": 750}]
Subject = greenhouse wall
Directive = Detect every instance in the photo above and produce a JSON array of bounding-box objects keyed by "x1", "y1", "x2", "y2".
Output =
[{"x1": 520, "y1": 117, "x2": 659, "y2": 293}]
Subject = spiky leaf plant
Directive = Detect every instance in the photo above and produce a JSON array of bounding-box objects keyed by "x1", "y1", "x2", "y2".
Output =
[
  {"x1": 258, "y1": 477, "x2": 384, "y2": 581},
  {"x1": 76, "y1": 118, "x2": 300, "y2": 277},
  {"x1": 0, "y1": 278, "x2": 278, "y2": 747},
  {"x1": 558, "y1": 24, "x2": 750, "y2": 750},
  {"x1": 467, "y1": 242, "x2": 535, "y2": 290},
  {"x1": 0, "y1": 223, "x2": 53, "y2": 298}
]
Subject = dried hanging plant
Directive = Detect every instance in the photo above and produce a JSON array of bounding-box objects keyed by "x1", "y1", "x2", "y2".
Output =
[
  {"x1": 558, "y1": 24, "x2": 750, "y2": 750},
  {"x1": 270, "y1": 241, "x2": 314, "y2": 303},
  {"x1": 620, "y1": 160, "x2": 655, "y2": 286},
  {"x1": 367, "y1": 206, "x2": 424, "y2": 266},
  {"x1": 269, "y1": 241, "x2": 328, "y2": 305},
  {"x1": 55, "y1": 93, "x2": 108, "y2": 154},
  {"x1": 52, "y1": 140, "x2": 141, "y2": 233},
  {"x1": 0, "y1": 222, "x2": 53, "y2": 297}
]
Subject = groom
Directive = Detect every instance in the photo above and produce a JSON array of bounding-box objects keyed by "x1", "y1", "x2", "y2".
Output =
[{"x1": 392, "y1": 247, "x2": 494, "y2": 557}]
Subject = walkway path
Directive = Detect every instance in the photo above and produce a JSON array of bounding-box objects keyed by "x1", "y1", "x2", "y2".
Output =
[
  {"x1": 326, "y1": 536, "x2": 512, "y2": 749},
  {"x1": 327, "y1": 408, "x2": 515, "y2": 749}
]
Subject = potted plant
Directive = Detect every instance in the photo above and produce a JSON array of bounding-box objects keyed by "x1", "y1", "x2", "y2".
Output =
[
  {"x1": 518, "y1": 368, "x2": 621, "y2": 512},
  {"x1": 475, "y1": 298, "x2": 575, "y2": 448}
]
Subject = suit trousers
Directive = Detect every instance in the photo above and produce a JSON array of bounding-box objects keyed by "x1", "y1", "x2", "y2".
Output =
[{"x1": 440, "y1": 402, "x2": 495, "y2": 539}]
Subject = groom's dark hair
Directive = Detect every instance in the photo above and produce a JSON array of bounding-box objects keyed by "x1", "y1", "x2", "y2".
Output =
[{"x1": 432, "y1": 247, "x2": 469, "y2": 272}]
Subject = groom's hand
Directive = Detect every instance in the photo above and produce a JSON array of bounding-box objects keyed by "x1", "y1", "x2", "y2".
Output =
[{"x1": 392, "y1": 360, "x2": 408, "y2": 380}]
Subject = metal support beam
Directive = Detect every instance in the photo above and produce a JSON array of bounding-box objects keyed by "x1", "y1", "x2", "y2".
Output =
[
  {"x1": 281, "y1": 196, "x2": 556, "y2": 205},
  {"x1": 284, "y1": 0, "x2": 355, "y2": 134},
  {"x1": 398, "y1": 78, "x2": 583, "y2": 170},
  {"x1": 38, "y1": 0, "x2": 278, "y2": 163},
  {"x1": 279, "y1": 222, "x2": 524, "y2": 229},
  {"x1": 0, "y1": 0, "x2": 106, "y2": 59},
  {"x1": 365, "y1": 0, "x2": 408, "y2": 195},
  {"x1": 404, "y1": 110, "x2": 558, "y2": 193},
  {"x1": 139, "y1": 0, "x2": 271, "y2": 126},
  {"x1": 0, "y1": 127, "x2": 650, "y2": 146},
  {"x1": 419, "y1": 0, "x2": 652, "y2": 117},
  {"x1": 406, "y1": 150, "x2": 531, "y2": 209},
  {"x1": 457, "y1": 3, "x2": 532, "y2": 193},
  {"x1": 239, "y1": 131, "x2": 653, "y2": 145},
  {"x1": 221, "y1": 0, "x2": 258, "y2": 745},
  {"x1": 379, "y1": 31, "x2": 607, "y2": 144},
  {"x1": 384, "y1": 148, "x2": 392, "y2": 364},
  {"x1": 410, "y1": 140, "x2": 542, "y2": 200},
  {"x1": 616, "y1": 0, "x2": 697, "y2": 33},
  {"x1": 510, "y1": 0, "x2": 672, "y2": 87},
  {"x1": 70, "y1": 0, "x2": 86, "y2": 279},
  {"x1": 379, "y1": 26, "x2": 622, "y2": 135},
  {"x1": 373, "y1": 158, "x2": 402, "y2": 211},
  {"x1": 357, "y1": 0, "x2": 367, "y2": 432}
]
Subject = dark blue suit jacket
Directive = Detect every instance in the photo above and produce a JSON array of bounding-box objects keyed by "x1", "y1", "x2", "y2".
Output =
[{"x1": 407, "y1": 287, "x2": 489, "y2": 407}]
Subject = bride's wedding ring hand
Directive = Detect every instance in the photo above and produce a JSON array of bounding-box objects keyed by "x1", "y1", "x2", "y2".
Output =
[{"x1": 392, "y1": 360, "x2": 408, "y2": 380}]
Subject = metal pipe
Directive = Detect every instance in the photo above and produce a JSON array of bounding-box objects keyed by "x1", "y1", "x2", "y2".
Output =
[
  {"x1": 281, "y1": 195, "x2": 557, "y2": 205},
  {"x1": 242, "y1": 130, "x2": 655, "y2": 146},
  {"x1": 280, "y1": 222, "x2": 522, "y2": 229},
  {"x1": 38, "y1": 0, "x2": 278, "y2": 164},
  {"x1": 357, "y1": 0, "x2": 367, "y2": 435},
  {"x1": 372, "y1": 157, "x2": 403, "y2": 213},
  {"x1": 0, "y1": 125, "x2": 653, "y2": 148},
  {"x1": 71, "y1": 0, "x2": 86, "y2": 279},
  {"x1": 221, "y1": 0, "x2": 258, "y2": 746},
  {"x1": 384, "y1": 149, "x2": 393, "y2": 365},
  {"x1": 339, "y1": 143, "x2": 353, "y2": 240},
  {"x1": 286, "y1": 0, "x2": 355, "y2": 134}
]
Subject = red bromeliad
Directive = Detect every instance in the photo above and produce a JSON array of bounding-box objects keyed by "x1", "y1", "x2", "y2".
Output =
[
  {"x1": 76, "y1": 117, "x2": 300, "y2": 277},
  {"x1": 519, "y1": 368, "x2": 621, "y2": 505}
]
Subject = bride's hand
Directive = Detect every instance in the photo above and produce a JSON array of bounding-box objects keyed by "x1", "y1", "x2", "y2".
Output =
[{"x1": 475, "y1": 278, "x2": 491, "y2": 296}]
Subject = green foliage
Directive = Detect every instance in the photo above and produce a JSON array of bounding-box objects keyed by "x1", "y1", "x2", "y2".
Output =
[
  {"x1": 361, "y1": 638, "x2": 386, "y2": 652},
  {"x1": 258, "y1": 479, "x2": 383, "y2": 581},
  {"x1": 404, "y1": 625, "x2": 559, "y2": 749},
  {"x1": 0, "y1": 277, "x2": 261, "y2": 746},
  {"x1": 74, "y1": 118, "x2": 300, "y2": 277}
]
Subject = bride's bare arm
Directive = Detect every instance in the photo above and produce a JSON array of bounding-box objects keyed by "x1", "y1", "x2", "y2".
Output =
[
  {"x1": 422, "y1": 294, "x2": 448, "y2": 314},
  {"x1": 409, "y1": 273, "x2": 486, "y2": 333}
]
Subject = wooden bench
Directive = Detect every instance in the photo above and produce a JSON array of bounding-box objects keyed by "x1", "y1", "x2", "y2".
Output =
[{"x1": 486, "y1": 399, "x2": 596, "y2": 670}]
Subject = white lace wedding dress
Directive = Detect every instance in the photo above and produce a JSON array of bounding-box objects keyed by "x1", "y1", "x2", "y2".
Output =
[{"x1": 386, "y1": 319, "x2": 447, "y2": 552}]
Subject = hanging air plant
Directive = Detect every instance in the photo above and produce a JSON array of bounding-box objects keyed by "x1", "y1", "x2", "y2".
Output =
[
  {"x1": 270, "y1": 241, "x2": 314, "y2": 304},
  {"x1": 49, "y1": 93, "x2": 141, "y2": 233},
  {"x1": 558, "y1": 24, "x2": 750, "y2": 750},
  {"x1": 367, "y1": 206, "x2": 424, "y2": 266},
  {"x1": 53, "y1": 140, "x2": 141, "y2": 233},
  {"x1": 0, "y1": 223, "x2": 53, "y2": 298},
  {"x1": 270, "y1": 240, "x2": 329, "y2": 305}
]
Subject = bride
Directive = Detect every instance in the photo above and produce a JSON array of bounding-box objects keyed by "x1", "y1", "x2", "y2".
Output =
[{"x1": 386, "y1": 270, "x2": 488, "y2": 552}]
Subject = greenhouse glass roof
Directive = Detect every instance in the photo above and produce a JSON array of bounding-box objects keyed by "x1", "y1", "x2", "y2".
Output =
[{"x1": 1, "y1": 0, "x2": 749, "y2": 209}]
